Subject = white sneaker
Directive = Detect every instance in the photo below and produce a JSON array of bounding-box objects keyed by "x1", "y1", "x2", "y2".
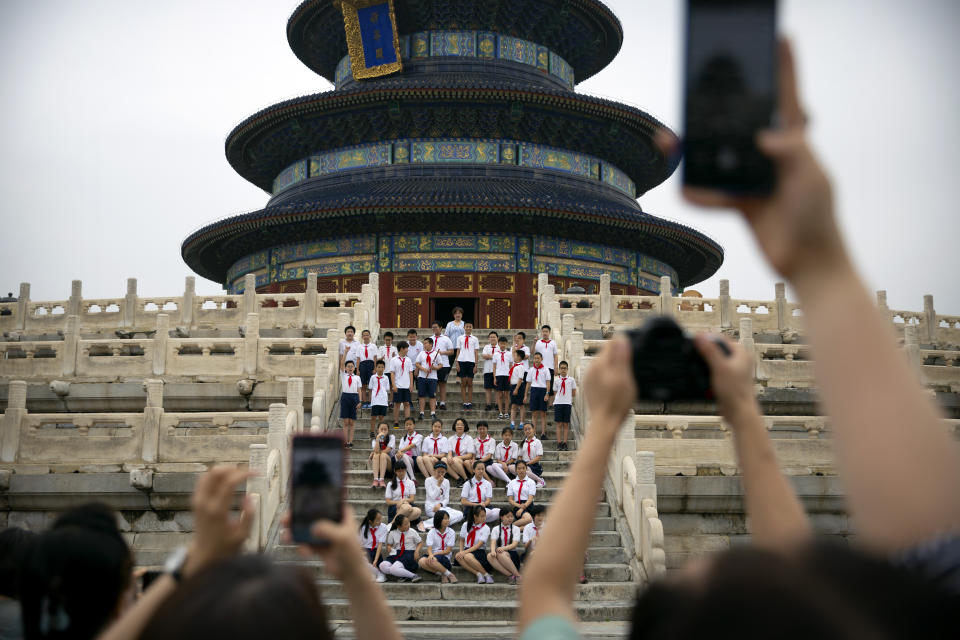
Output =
[
  {"x1": 537, "y1": 479, "x2": 546, "y2": 488},
  {"x1": 476, "y1": 574, "x2": 485, "y2": 584},
  {"x1": 484, "y1": 574, "x2": 494, "y2": 584},
  {"x1": 375, "y1": 573, "x2": 387, "y2": 583}
]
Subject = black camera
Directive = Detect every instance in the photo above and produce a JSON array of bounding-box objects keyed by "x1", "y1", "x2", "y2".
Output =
[{"x1": 627, "y1": 316, "x2": 727, "y2": 401}]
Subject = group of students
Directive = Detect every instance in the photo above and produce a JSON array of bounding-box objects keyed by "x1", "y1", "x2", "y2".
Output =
[{"x1": 338, "y1": 320, "x2": 578, "y2": 451}]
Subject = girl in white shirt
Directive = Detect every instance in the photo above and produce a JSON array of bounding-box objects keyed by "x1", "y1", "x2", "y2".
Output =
[
  {"x1": 378, "y1": 514, "x2": 423, "y2": 582},
  {"x1": 488, "y1": 425, "x2": 519, "y2": 484},
  {"x1": 519, "y1": 422, "x2": 547, "y2": 487},
  {"x1": 417, "y1": 419, "x2": 448, "y2": 479},
  {"x1": 417, "y1": 510, "x2": 458, "y2": 583},
  {"x1": 488, "y1": 509, "x2": 523, "y2": 585},
  {"x1": 472, "y1": 421, "x2": 496, "y2": 484},
  {"x1": 522, "y1": 505, "x2": 547, "y2": 561},
  {"x1": 359, "y1": 508, "x2": 389, "y2": 583},
  {"x1": 459, "y1": 462, "x2": 500, "y2": 524},
  {"x1": 445, "y1": 417, "x2": 475, "y2": 485},
  {"x1": 455, "y1": 506, "x2": 494, "y2": 584},
  {"x1": 506, "y1": 460, "x2": 537, "y2": 528},
  {"x1": 419, "y1": 461, "x2": 463, "y2": 530},
  {"x1": 339, "y1": 360, "x2": 362, "y2": 447},
  {"x1": 395, "y1": 417, "x2": 421, "y2": 480},
  {"x1": 385, "y1": 465, "x2": 420, "y2": 524},
  {"x1": 368, "y1": 422, "x2": 395, "y2": 488}
]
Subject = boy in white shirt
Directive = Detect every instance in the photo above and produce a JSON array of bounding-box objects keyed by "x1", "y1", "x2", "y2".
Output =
[
  {"x1": 339, "y1": 325, "x2": 359, "y2": 370},
  {"x1": 454, "y1": 323, "x2": 480, "y2": 410},
  {"x1": 493, "y1": 335, "x2": 512, "y2": 419},
  {"x1": 509, "y1": 350, "x2": 528, "y2": 428},
  {"x1": 391, "y1": 342, "x2": 415, "y2": 428},
  {"x1": 480, "y1": 331, "x2": 499, "y2": 411},
  {"x1": 430, "y1": 322, "x2": 455, "y2": 410},
  {"x1": 512, "y1": 331, "x2": 531, "y2": 362},
  {"x1": 518, "y1": 422, "x2": 546, "y2": 487},
  {"x1": 523, "y1": 352, "x2": 550, "y2": 438},
  {"x1": 415, "y1": 337, "x2": 441, "y2": 420},
  {"x1": 378, "y1": 331, "x2": 398, "y2": 396},
  {"x1": 488, "y1": 425, "x2": 519, "y2": 484},
  {"x1": 548, "y1": 360, "x2": 577, "y2": 451},
  {"x1": 357, "y1": 329, "x2": 377, "y2": 411},
  {"x1": 459, "y1": 462, "x2": 501, "y2": 524},
  {"x1": 368, "y1": 360, "x2": 390, "y2": 439},
  {"x1": 339, "y1": 360, "x2": 362, "y2": 447},
  {"x1": 405, "y1": 329, "x2": 423, "y2": 366},
  {"x1": 535, "y1": 325, "x2": 559, "y2": 398}
]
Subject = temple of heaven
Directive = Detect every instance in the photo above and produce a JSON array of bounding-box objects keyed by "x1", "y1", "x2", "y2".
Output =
[{"x1": 181, "y1": 0, "x2": 723, "y2": 329}]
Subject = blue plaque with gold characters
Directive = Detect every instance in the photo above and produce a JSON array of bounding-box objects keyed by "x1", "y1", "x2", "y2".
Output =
[{"x1": 340, "y1": 0, "x2": 403, "y2": 80}]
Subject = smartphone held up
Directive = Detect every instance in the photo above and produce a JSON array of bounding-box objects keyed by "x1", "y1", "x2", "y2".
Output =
[
  {"x1": 682, "y1": 0, "x2": 779, "y2": 195},
  {"x1": 291, "y1": 433, "x2": 345, "y2": 545}
]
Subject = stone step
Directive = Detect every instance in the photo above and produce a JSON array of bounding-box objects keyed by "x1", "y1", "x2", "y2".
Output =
[
  {"x1": 318, "y1": 598, "x2": 635, "y2": 622},
  {"x1": 310, "y1": 579, "x2": 637, "y2": 602},
  {"x1": 339, "y1": 499, "x2": 611, "y2": 519},
  {"x1": 343, "y1": 469, "x2": 574, "y2": 484},
  {"x1": 272, "y1": 541, "x2": 625, "y2": 564},
  {"x1": 344, "y1": 448, "x2": 575, "y2": 462},
  {"x1": 328, "y1": 620, "x2": 628, "y2": 640},
  {"x1": 344, "y1": 458, "x2": 576, "y2": 472},
  {"x1": 337, "y1": 484, "x2": 604, "y2": 502}
]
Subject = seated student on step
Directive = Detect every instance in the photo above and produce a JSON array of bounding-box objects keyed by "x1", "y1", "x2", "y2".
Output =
[
  {"x1": 506, "y1": 460, "x2": 537, "y2": 528},
  {"x1": 455, "y1": 506, "x2": 495, "y2": 585},
  {"x1": 417, "y1": 419, "x2": 449, "y2": 479},
  {"x1": 359, "y1": 509, "x2": 390, "y2": 584},
  {"x1": 339, "y1": 360, "x2": 362, "y2": 447},
  {"x1": 414, "y1": 336, "x2": 441, "y2": 420},
  {"x1": 472, "y1": 420, "x2": 496, "y2": 483},
  {"x1": 357, "y1": 329, "x2": 377, "y2": 413},
  {"x1": 488, "y1": 508, "x2": 523, "y2": 585},
  {"x1": 521, "y1": 505, "x2": 546, "y2": 564},
  {"x1": 418, "y1": 510, "x2": 458, "y2": 584},
  {"x1": 368, "y1": 422, "x2": 395, "y2": 489},
  {"x1": 494, "y1": 335, "x2": 513, "y2": 419},
  {"x1": 488, "y1": 425, "x2": 519, "y2": 484},
  {"x1": 390, "y1": 341, "x2": 415, "y2": 428},
  {"x1": 368, "y1": 360, "x2": 390, "y2": 440},
  {"x1": 420, "y1": 461, "x2": 463, "y2": 531},
  {"x1": 395, "y1": 417, "x2": 421, "y2": 480},
  {"x1": 481, "y1": 331, "x2": 499, "y2": 411},
  {"x1": 454, "y1": 322, "x2": 480, "y2": 409},
  {"x1": 385, "y1": 465, "x2": 421, "y2": 525},
  {"x1": 445, "y1": 417, "x2": 475, "y2": 485},
  {"x1": 524, "y1": 352, "x2": 550, "y2": 439},
  {"x1": 509, "y1": 348, "x2": 528, "y2": 428},
  {"x1": 548, "y1": 360, "x2": 577, "y2": 451},
  {"x1": 378, "y1": 514, "x2": 423, "y2": 583},
  {"x1": 519, "y1": 422, "x2": 546, "y2": 487},
  {"x1": 460, "y1": 460, "x2": 501, "y2": 524}
]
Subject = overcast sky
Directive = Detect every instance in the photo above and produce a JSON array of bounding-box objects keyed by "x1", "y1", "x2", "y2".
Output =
[{"x1": 1, "y1": 0, "x2": 957, "y2": 315}]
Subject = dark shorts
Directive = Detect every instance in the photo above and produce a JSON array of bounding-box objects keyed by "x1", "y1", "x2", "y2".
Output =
[
  {"x1": 547, "y1": 368, "x2": 555, "y2": 395},
  {"x1": 371, "y1": 404, "x2": 388, "y2": 417},
  {"x1": 496, "y1": 375, "x2": 510, "y2": 392},
  {"x1": 437, "y1": 366, "x2": 451, "y2": 383},
  {"x1": 529, "y1": 387, "x2": 548, "y2": 412},
  {"x1": 456, "y1": 549, "x2": 492, "y2": 572},
  {"x1": 435, "y1": 554, "x2": 452, "y2": 571},
  {"x1": 510, "y1": 382, "x2": 526, "y2": 406},
  {"x1": 553, "y1": 404, "x2": 571, "y2": 423},
  {"x1": 386, "y1": 550, "x2": 418, "y2": 573},
  {"x1": 393, "y1": 388, "x2": 411, "y2": 404},
  {"x1": 483, "y1": 372, "x2": 495, "y2": 389},
  {"x1": 528, "y1": 462, "x2": 543, "y2": 477},
  {"x1": 493, "y1": 548, "x2": 521, "y2": 569},
  {"x1": 366, "y1": 548, "x2": 378, "y2": 564},
  {"x1": 340, "y1": 393, "x2": 359, "y2": 420},
  {"x1": 458, "y1": 361, "x2": 475, "y2": 378},
  {"x1": 511, "y1": 505, "x2": 532, "y2": 520},
  {"x1": 416, "y1": 377, "x2": 438, "y2": 398},
  {"x1": 386, "y1": 501, "x2": 412, "y2": 522},
  {"x1": 358, "y1": 360, "x2": 375, "y2": 385}
]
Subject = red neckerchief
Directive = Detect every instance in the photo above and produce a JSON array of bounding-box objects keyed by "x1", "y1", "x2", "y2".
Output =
[
  {"x1": 431, "y1": 436, "x2": 440, "y2": 454},
  {"x1": 509, "y1": 363, "x2": 519, "y2": 380},
  {"x1": 500, "y1": 349, "x2": 506, "y2": 363},
  {"x1": 559, "y1": 377, "x2": 567, "y2": 395},
  {"x1": 370, "y1": 527, "x2": 378, "y2": 550},
  {"x1": 400, "y1": 480, "x2": 405, "y2": 500},
  {"x1": 399, "y1": 531, "x2": 406, "y2": 553},
  {"x1": 502, "y1": 443, "x2": 511, "y2": 462},
  {"x1": 379, "y1": 436, "x2": 388, "y2": 450},
  {"x1": 425, "y1": 350, "x2": 432, "y2": 368},
  {"x1": 364, "y1": 344, "x2": 369, "y2": 359},
  {"x1": 375, "y1": 375, "x2": 383, "y2": 396},
  {"x1": 516, "y1": 478, "x2": 529, "y2": 502},
  {"x1": 476, "y1": 436, "x2": 490, "y2": 456},
  {"x1": 532, "y1": 525, "x2": 540, "y2": 538},
  {"x1": 502, "y1": 525, "x2": 511, "y2": 545},
  {"x1": 526, "y1": 437, "x2": 534, "y2": 458},
  {"x1": 438, "y1": 529, "x2": 450, "y2": 553},
  {"x1": 474, "y1": 480, "x2": 483, "y2": 503},
  {"x1": 466, "y1": 524, "x2": 483, "y2": 547},
  {"x1": 533, "y1": 365, "x2": 543, "y2": 381},
  {"x1": 455, "y1": 436, "x2": 463, "y2": 456},
  {"x1": 347, "y1": 374, "x2": 354, "y2": 389}
]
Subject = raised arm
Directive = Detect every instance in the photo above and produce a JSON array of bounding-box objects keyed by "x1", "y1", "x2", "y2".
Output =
[{"x1": 684, "y1": 41, "x2": 960, "y2": 552}]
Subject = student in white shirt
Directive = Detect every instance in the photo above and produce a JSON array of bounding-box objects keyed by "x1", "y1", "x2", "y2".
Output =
[
  {"x1": 339, "y1": 360, "x2": 362, "y2": 447},
  {"x1": 509, "y1": 350, "x2": 528, "y2": 428},
  {"x1": 472, "y1": 420, "x2": 496, "y2": 484},
  {"x1": 454, "y1": 323, "x2": 480, "y2": 409},
  {"x1": 417, "y1": 419, "x2": 448, "y2": 479},
  {"x1": 368, "y1": 360, "x2": 390, "y2": 439},
  {"x1": 519, "y1": 422, "x2": 547, "y2": 487},
  {"x1": 359, "y1": 508, "x2": 390, "y2": 583},
  {"x1": 493, "y1": 335, "x2": 513, "y2": 419},
  {"x1": 512, "y1": 331, "x2": 531, "y2": 363},
  {"x1": 506, "y1": 460, "x2": 537, "y2": 528},
  {"x1": 419, "y1": 461, "x2": 463, "y2": 531},
  {"x1": 385, "y1": 465, "x2": 420, "y2": 524},
  {"x1": 535, "y1": 325, "x2": 559, "y2": 398},
  {"x1": 405, "y1": 329, "x2": 423, "y2": 365},
  {"x1": 481, "y1": 331, "x2": 499, "y2": 411},
  {"x1": 357, "y1": 329, "x2": 377, "y2": 411},
  {"x1": 523, "y1": 352, "x2": 550, "y2": 439},
  {"x1": 488, "y1": 509, "x2": 523, "y2": 584},
  {"x1": 522, "y1": 505, "x2": 546, "y2": 561},
  {"x1": 418, "y1": 510, "x2": 458, "y2": 583},
  {"x1": 430, "y1": 322, "x2": 455, "y2": 410},
  {"x1": 415, "y1": 337, "x2": 441, "y2": 420},
  {"x1": 455, "y1": 506, "x2": 494, "y2": 584},
  {"x1": 339, "y1": 325, "x2": 359, "y2": 370},
  {"x1": 391, "y1": 342, "x2": 415, "y2": 428},
  {"x1": 445, "y1": 417, "x2": 475, "y2": 485},
  {"x1": 378, "y1": 514, "x2": 423, "y2": 582},
  {"x1": 395, "y1": 417, "x2": 421, "y2": 480},
  {"x1": 548, "y1": 360, "x2": 577, "y2": 451},
  {"x1": 369, "y1": 422, "x2": 395, "y2": 488},
  {"x1": 488, "y1": 425, "x2": 519, "y2": 484},
  {"x1": 460, "y1": 462, "x2": 501, "y2": 524},
  {"x1": 378, "y1": 331, "x2": 399, "y2": 388}
]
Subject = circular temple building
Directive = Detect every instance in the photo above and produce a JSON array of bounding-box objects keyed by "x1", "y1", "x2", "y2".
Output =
[{"x1": 182, "y1": 0, "x2": 723, "y2": 329}]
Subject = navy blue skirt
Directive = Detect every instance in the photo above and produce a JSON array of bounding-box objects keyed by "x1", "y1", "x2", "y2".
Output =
[{"x1": 386, "y1": 550, "x2": 418, "y2": 573}]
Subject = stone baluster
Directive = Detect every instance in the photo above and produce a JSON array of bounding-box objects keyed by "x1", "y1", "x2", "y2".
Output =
[
  {"x1": 1, "y1": 380, "x2": 28, "y2": 462},
  {"x1": 599, "y1": 274, "x2": 612, "y2": 324},
  {"x1": 739, "y1": 318, "x2": 756, "y2": 379},
  {"x1": 775, "y1": 282, "x2": 787, "y2": 331},
  {"x1": 244, "y1": 313, "x2": 260, "y2": 376},
  {"x1": 268, "y1": 403, "x2": 289, "y2": 499},
  {"x1": 15, "y1": 283, "x2": 30, "y2": 331},
  {"x1": 304, "y1": 272, "x2": 318, "y2": 329},
  {"x1": 353, "y1": 301, "x2": 369, "y2": 334},
  {"x1": 243, "y1": 274, "x2": 258, "y2": 318},
  {"x1": 153, "y1": 314, "x2": 169, "y2": 375},
  {"x1": 923, "y1": 294, "x2": 936, "y2": 345},
  {"x1": 67, "y1": 280, "x2": 83, "y2": 317},
  {"x1": 62, "y1": 315, "x2": 79, "y2": 377},
  {"x1": 368, "y1": 272, "x2": 380, "y2": 319},
  {"x1": 876, "y1": 290, "x2": 890, "y2": 320},
  {"x1": 659, "y1": 276, "x2": 674, "y2": 318},
  {"x1": 337, "y1": 312, "x2": 350, "y2": 335},
  {"x1": 123, "y1": 278, "x2": 138, "y2": 328},
  {"x1": 719, "y1": 279, "x2": 731, "y2": 329},
  {"x1": 246, "y1": 444, "x2": 268, "y2": 550},
  {"x1": 141, "y1": 379, "x2": 164, "y2": 463},
  {"x1": 312, "y1": 353, "x2": 331, "y2": 430},
  {"x1": 903, "y1": 325, "x2": 922, "y2": 376},
  {"x1": 568, "y1": 330, "x2": 585, "y2": 374},
  {"x1": 182, "y1": 276, "x2": 196, "y2": 329},
  {"x1": 287, "y1": 377, "x2": 305, "y2": 431},
  {"x1": 326, "y1": 328, "x2": 342, "y2": 366},
  {"x1": 561, "y1": 313, "x2": 575, "y2": 354},
  {"x1": 537, "y1": 273, "x2": 549, "y2": 327}
]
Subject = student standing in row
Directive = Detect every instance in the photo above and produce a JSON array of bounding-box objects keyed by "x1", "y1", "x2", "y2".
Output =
[
  {"x1": 357, "y1": 329, "x2": 377, "y2": 410},
  {"x1": 394, "y1": 417, "x2": 420, "y2": 480},
  {"x1": 524, "y1": 352, "x2": 550, "y2": 438},
  {"x1": 506, "y1": 460, "x2": 537, "y2": 528},
  {"x1": 340, "y1": 360, "x2": 361, "y2": 448},
  {"x1": 488, "y1": 509, "x2": 523, "y2": 585},
  {"x1": 390, "y1": 341, "x2": 415, "y2": 428},
  {"x1": 488, "y1": 426, "x2": 519, "y2": 484},
  {"x1": 378, "y1": 332, "x2": 398, "y2": 394},
  {"x1": 481, "y1": 331, "x2": 499, "y2": 411},
  {"x1": 405, "y1": 329, "x2": 423, "y2": 364},
  {"x1": 368, "y1": 360, "x2": 390, "y2": 439},
  {"x1": 415, "y1": 337, "x2": 440, "y2": 420},
  {"x1": 535, "y1": 325, "x2": 558, "y2": 399},
  {"x1": 493, "y1": 335, "x2": 512, "y2": 419},
  {"x1": 446, "y1": 418, "x2": 474, "y2": 485},
  {"x1": 378, "y1": 514, "x2": 423, "y2": 582},
  {"x1": 456, "y1": 506, "x2": 494, "y2": 584},
  {"x1": 431, "y1": 323, "x2": 455, "y2": 411},
  {"x1": 509, "y1": 349, "x2": 528, "y2": 428},
  {"x1": 418, "y1": 511, "x2": 458, "y2": 583},
  {"x1": 548, "y1": 360, "x2": 577, "y2": 451},
  {"x1": 454, "y1": 323, "x2": 480, "y2": 410},
  {"x1": 421, "y1": 461, "x2": 463, "y2": 531},
  {"x1": 384, "y1": 465, "x2": 420, "y2": 523},
  {"x1": 512, "y1": 331, "x2": 531, "y2": 361},
  {"x1": 460, "y1": 462, "x2": 501, "y2": 524},
  {"x1": 359, "y1": 509, "x2": 389, "y2": 583},
  {"x1": 339, "y1": 325, "x2": 359, "y2": 370},
  {"x1": 417, "y1": 419, "x2": 448, "y2": 478}
]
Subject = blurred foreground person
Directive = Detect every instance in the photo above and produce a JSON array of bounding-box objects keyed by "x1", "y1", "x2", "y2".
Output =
[
  {"x1": 0, "y1": 527, "x2": 37, "y2": 640},
  {"x1": 518, "y1": 41, "x2": 959, "y2": 640}
]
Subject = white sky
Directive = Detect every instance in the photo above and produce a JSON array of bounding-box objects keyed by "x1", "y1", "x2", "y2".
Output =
[{"x1": 0, "y1": 0, "x2": 957, "y2": 315}]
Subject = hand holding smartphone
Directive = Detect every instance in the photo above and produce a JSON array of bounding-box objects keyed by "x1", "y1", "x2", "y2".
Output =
[{"x1": 291, "y1": 433, "x2": 346, "y2": 544}]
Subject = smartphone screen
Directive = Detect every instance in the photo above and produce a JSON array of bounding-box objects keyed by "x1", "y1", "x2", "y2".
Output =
[
  {"x1": 683, "y1": 0, "x2": 778, "y2": 194},
  {"x1": 290, "y1": 434, "x2": 344, "y2": 544}
]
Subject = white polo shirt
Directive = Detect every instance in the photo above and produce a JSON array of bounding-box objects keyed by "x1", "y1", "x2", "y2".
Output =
[
  {"x1": 481, "y1": 344, "x2": 497, "y2": 374},
  {"x1": 356, "y1": 341, "x2": 377, "y2": 363},
  {"x1": 398, "y1": 431, "x2": 422, "y2": 457},
  {"x1": 424, "y1": 475, "x2": 451, "y2": 507},
  {"x1": 447, "y1": 433, "x2": 474, "y2": 457},
  {"x1": 494, "y1": 441, "x2": 519, "y2": 464},
  {"x1": 534, "y1": 338, "x2": 558, "y2": 370},
  {"x1": 378, "y1": 343, "x2": 398, "y2": 363},
  {"x1": 359, "y1": 522, "x2": 390, "y2": 551},
  {"x1": 426, "y1": 527, "x2": 456, "y2": 556},
  {"x1": 520, "y1": 437, "x2": 544, "y2": 463},
  {"x1": 552, "y1": 376, "x2": 577, "y2": 405},
  {"x1": 371, "y1": 434, "x2": 395, "y2": 454},
  {"x1": 385, "y1": 477, "x2": 416, "y2": 503},
  {"x1": 390, "y1": 356, "x2": 415, "y2": 389},
  {"x1": 456, "y1": 334, "x2": 479, "y2": 363},
  {"x1": 415, "y1": 349, "x2": 439, "y2": 379},
  {"x1": 473, "y1": 435, "x2": 495, "y2": 460},
  {"x1": 386, "y1": 528, "x2": 421, "y2": 555},
  {"x1": 509, "y1": 362, "x2": 528, "y2": 386},
  {"x1": 405, "y1": 339, "x2": 423, "y2": 363},
  {"x1": 527, "y1": 364, "x2": 549, "y2": 389},
  {"x1": 422, "y1": 434, "x2": 449, "y2": 456},
  {"x1": 507, "y1": 477, "x2": 537, "y2": 503},
  {"x1": 459, "y1": 522, "x2": 491, "y2": 548},
  {"x1": 460, "y1": 477, "x2": 494, "y2": 504},
  {"x1": 341, "y1": 372, "x2": 361, "y2": 394},
  {"x1": 432, "y1": 334, "x2": 454, "y2": 367},
  {"x1": 494, "y1": 348, "x2": 512, "y2": 377},
  {"x1": 368, "y1": 374, "x2": 390, "y2": 406},
  {"x1": 490, "y1": 524, "x2": 522, "y2": 549},
  {"x1": 522, "y1": 522, "x2": 543, "y2": 544}
]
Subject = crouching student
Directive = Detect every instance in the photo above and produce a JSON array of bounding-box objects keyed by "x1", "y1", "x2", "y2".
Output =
[
  {"x1": 460, "y1": 461, "x2": 501, "y2": 524},
  {"x1": 506, "y1": 460, "x2": 537, "y2": 528},
  {"x1": 368, "y1": 360, "x2": 390, "y2": 439},
  {"x1": 418, "y1": 510, "x2": 458, "y2": 583},
  {"x1": 455, "y1": 506, "x2": 494, "y2": 584},
  {"x1": 488, "y1": 508, "x2": 523, "y2": 585},
  {"x1": 340, "y1": 360, "x2": 362, "y2": 447},
  {"x1": 488, "y1": 426, "x2": 518, "y2": 484},
  {"x1": 369, "y1": 422, "x2": 395, "y2": 488},
  {"x1": 419, "y1": 461, "x2": 463, "y2": 531},
  {"x1": 378, "y1": 514, "x2": 423, "y2": 582},
  {"x1": 385, "y1": 465, "x2": 421, "y2": 524},
  {"x1": 395, "y1": 417, "x2": 421, "y2": 479},
  {"x1": 359, "y1": 509, "x2": 389, "y2": 583}
]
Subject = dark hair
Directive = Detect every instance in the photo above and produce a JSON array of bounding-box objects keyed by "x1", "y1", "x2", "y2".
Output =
[
  {"x1": 452, "y1": 307, "x2": 464, "y2": 315},
  {"x1": 388, "y1": 514, "x2": 408, "y2": 533},
  {"x1": 396, "y1": 340, "x2": 409, "y2": 351},
  {"x1": 501, "y1": 426, "x2": 514, "y2": 436},
  {"x1": 453, "y1": 418, "x2": 469, "y2": 433},
  {"x1": 375, "y1": 359, "x2": 386, "y2": 367},
  {"x1": 384, "y1": 331, "x2": 394, "y2": 339},
  {"x1": 471, "y1": 506, "x2": 486, "y2": 523},
  {"x1": 407, "y1": 329, "x2": 417, "y2": 336},
  {"x1": 514, "y1": 350, "x2": 527, "y2": 360},
  {"x1": 361, "y1": 329, "x2": 370, "y2": 335},
  {"x1": 629, "y1": 543, "x2": 959, "y2": 640},
  {"x1": 432, "y1": 322, "x2": 441, "y2": 329},
  {"x1": 499, "y1": 336, "x2": 509, "y2": 343},
  {"x1": 558, "y1": 360, "x2": 568, "y2": 368},
  {"x1": 360, "y1": 509, "x2": 381, "y2": 538},
  {"x1": 516, "y1": 331, "x2": 526, "y2": 339},
  {"x1": 541, "y1": 325, "x2": 551, "y2": 331},
  {"x1": 423, "y1": 337, "x2": 434, "y2": 346},
  {"x1": 515, "y1": 459, "x2": 528, "y2": 469},
  {"x1": 527, "y1": 504, "x2": 546, "y2": 518},
  {"x1": 139, "y1": 555, "x2": 329, "y2": 640},
  {"x1": 476, "y1": 420, "x2": 489, "y2": 430},
  {"x1": 498, "y1": 508, "x2": 514, "y2": 522},
  {"x1": 390, "y1": 464, "x2": 407, "y2": 491},
  {"x1": 0, "y1": 527, "x2": 37, "y2": 598},
  {"x1": 403, "y1": 417, "x2": 416, "y2": 427},
  {"x1": 488, "y1": 331, "x2": 498, "y2": 337},
  {"x1": 344, "y1": 325, "x2": 356, "y2": 333},
  {"x1": 344, "y1": 360, "x2": 355, "y2": 368},
  {"x1": 431, "y1": 419, "x2": 443, "y2": 430},
  {"x1": 21, "y1": 503, "x2": 133, "y2": 640},
  {"x1": 433, "y1": 511, "x2": 449, "y2": 531},
  {"x1": 533, "y1": 351, "x2": 542, "y2": 359}
]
